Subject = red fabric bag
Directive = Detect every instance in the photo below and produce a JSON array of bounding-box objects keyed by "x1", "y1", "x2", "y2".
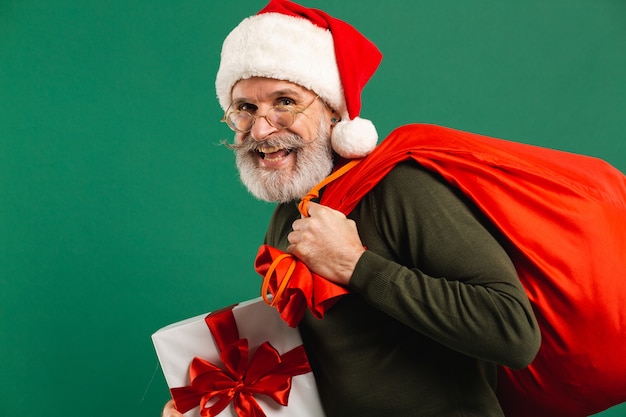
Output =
[{"x1": 314, "y1": 124, "x2": 626, "y2": 416}]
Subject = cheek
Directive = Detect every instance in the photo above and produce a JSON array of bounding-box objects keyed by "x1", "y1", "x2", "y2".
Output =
[
  {"x1": 292, "y1": 119, "x2": 323, "y2": 143},
  {"x1": 234, "y1": 132, "x2": 246, "y2": 144}
]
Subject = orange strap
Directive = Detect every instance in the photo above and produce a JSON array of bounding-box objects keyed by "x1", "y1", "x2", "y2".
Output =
[
  {"x1": 298, "y1": 159, "x2": 362, "y2": 217},
  {"x1": 261, "y1": 253, "x2": 297, "y2": 307}
]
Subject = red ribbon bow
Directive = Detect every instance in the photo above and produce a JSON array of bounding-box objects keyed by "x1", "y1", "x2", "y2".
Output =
[{"x1": 170, "y1": 305, "x2": 312, "y2": 417}]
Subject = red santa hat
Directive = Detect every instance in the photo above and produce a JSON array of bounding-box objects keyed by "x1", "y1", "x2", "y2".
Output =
[{"x1": 215, "y1": 0, "x2": 383, "y2": 158}]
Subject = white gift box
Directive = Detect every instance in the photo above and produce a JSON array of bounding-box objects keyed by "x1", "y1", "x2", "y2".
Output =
[{"x1": 152, "y1": 297, "x2": 325, "y2": 417}]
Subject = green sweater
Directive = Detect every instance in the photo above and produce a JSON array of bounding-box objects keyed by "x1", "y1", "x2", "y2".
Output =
[{"x1": 264, "y1": 161, "x2": 540, "y2": 417}]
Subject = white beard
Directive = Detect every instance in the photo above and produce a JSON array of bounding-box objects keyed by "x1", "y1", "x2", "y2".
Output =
[{"x1": 234, "y1": 120, "x2": 334, "y2": 203}]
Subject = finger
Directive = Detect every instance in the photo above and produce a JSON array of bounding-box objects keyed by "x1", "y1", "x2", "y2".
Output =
[
  {"x1": 162, "y1": 400, "x2": 183, "y2": 417},
  {"x1": 287, "y1": 230, "x2": 301, "y2": 244},
  {"x1": 292, "y1": 218, "x2": 304, "y2": 231},
  {"x1": 307, "y1": 201, "x2": 343, "y2": 218},
  {"x1": 304, "y1": 201, "x2": 322, "y2": 217}
]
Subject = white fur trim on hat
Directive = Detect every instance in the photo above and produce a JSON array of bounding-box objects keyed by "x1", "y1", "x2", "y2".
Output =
[{"x1": 216, "y1": 13, "x2": 348, "y2": 119}]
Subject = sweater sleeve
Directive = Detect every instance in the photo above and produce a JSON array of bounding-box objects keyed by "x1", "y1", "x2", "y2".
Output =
[{"x1": 348, "y1": 162, "x2": 540, "y2": 369}]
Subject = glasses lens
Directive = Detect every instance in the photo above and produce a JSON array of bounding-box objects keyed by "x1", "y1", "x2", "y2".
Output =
[
  {"x1": 227, "y1": 111, "x2": 253, "y2": 132},
  {"x1": 267, "y1": 107, "x2": 294, "y2": 129}
]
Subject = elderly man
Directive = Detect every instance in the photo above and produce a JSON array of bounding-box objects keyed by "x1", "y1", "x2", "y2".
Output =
[{"x1": 163, "y1": 0, "x2": 540, "y2": 416}]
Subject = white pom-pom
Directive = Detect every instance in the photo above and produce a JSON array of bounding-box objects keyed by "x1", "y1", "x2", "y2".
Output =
[{"x1": 331, "y1": 117, "x2": 378, "y2": 159}]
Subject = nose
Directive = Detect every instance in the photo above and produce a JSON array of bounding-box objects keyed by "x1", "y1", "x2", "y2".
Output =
[{"x1": 249, "y1": 113, "x2": 278, "y2": 141}]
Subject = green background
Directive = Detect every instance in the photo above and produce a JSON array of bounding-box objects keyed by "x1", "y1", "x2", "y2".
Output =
[{"x1": 1, "y1": 0, "x2": 625, "y2": 416}]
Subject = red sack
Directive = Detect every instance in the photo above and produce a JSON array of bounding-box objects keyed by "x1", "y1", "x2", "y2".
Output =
[
  {"x1": 317, "y1": 124, "x2": 626, "y2": 416},
  {"x1": 255, "y1": 244, "x2": 348, "y2": 327}
]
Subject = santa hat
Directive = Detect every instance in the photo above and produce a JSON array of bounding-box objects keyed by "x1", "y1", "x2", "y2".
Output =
[{"x1": 215, "y1": 0, "x2": 383, "y2": 158}]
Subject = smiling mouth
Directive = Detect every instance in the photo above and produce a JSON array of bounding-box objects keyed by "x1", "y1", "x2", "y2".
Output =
[{"x1": 257, "y1": 145, "x2": 294, "y2": 162}]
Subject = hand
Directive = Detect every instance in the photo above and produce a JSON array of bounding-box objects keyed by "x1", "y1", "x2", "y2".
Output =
[
  {"x1": 288, "y1": 202, "x2": 365, "y2": 285},
  {"x1": 162, "y1": 400, "x2": 183, "y2": 417}
]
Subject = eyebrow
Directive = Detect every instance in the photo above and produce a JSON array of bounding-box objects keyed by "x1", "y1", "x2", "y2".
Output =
[
  {"x1": 231, "y1": 87, "x2": 309, "y2": 106},
  {"x1": 271, "y1": 88, "x2": 307, "y2": 99}
]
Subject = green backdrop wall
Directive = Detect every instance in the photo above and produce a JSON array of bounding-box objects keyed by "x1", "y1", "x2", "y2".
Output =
[{"x1": 1, "y1": 1, "x2": 625, "y2": 416}]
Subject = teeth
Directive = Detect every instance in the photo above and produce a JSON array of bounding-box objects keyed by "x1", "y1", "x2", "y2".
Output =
[{"x1": 258, "y1": 145, "x2": 282, "y2": 154}]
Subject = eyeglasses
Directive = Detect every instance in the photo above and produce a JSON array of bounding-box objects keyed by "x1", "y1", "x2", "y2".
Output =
[{"x1": 221, "y1": 95, "x2": 319, "y2": 133}]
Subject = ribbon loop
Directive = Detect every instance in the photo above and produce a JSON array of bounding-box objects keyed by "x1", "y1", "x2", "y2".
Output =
[{"x1": 261, "y1": 253, "x2": 297, "y2": 308}]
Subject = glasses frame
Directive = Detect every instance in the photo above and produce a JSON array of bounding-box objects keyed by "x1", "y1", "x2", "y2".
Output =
[{"x1": 221, "y1": 95, "x2": 320, "y2": 133}]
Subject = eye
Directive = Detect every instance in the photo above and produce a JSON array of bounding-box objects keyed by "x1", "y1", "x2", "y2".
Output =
[
  {"x1": 237, "y1": 102, "x2": 257, "y2": 113},
  {"x1": 276, "y1": 97, "x2": 296, "y2": 107}
]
